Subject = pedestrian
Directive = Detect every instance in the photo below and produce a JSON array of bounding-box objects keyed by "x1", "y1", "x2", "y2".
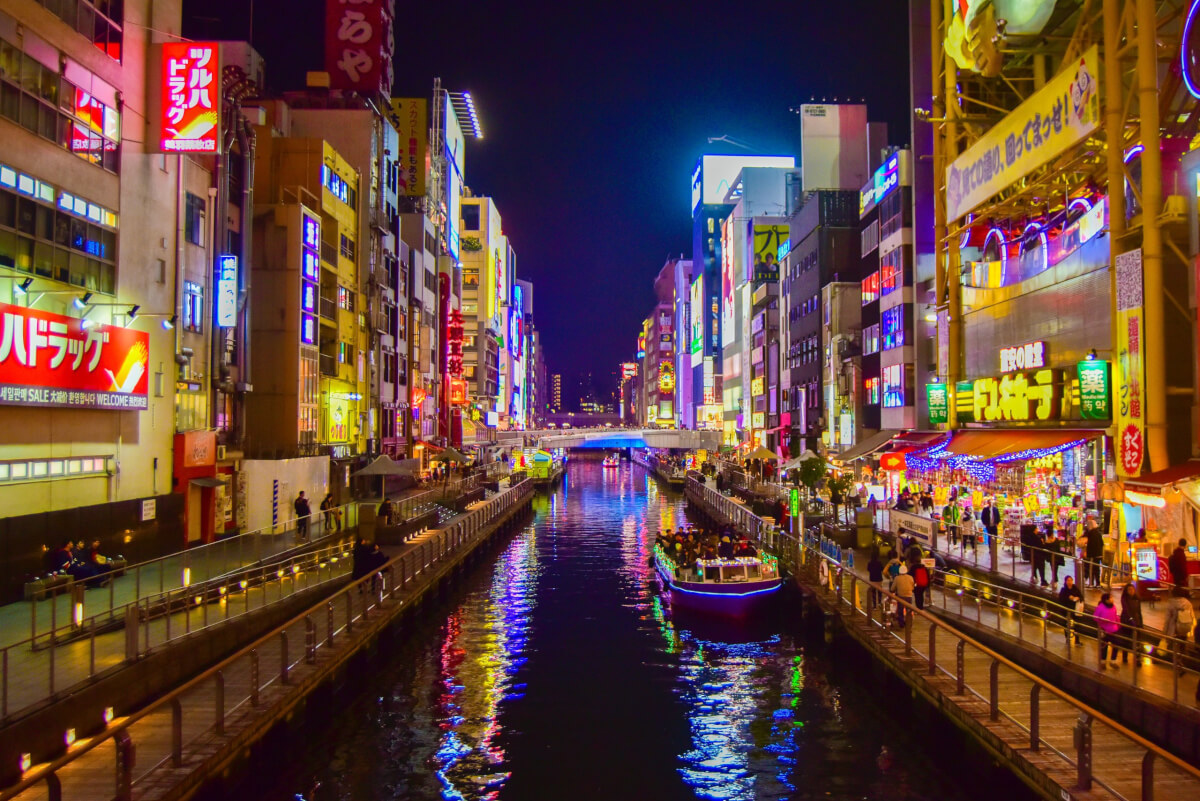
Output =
[
  {"x1": 867, "y1": 547, "x2": 885, "y2": 611},
  {"x1": 1047, "y1": 528, "x2": 1066, "y2": 586},
  {"x1": 1164, "y1": 586, "x2": 1196, "y2": 656},
  {"x1": 1093, "y1": 591, "x2": 1120, "y2": 668},
  {"x1": 1169, "y1": 538, "x2": 1190, "y2": 588},
  {"x1": 294, "y1": 491, "x2": 311, "y2": 540},
  {"x1": 911, "y1": 558, "x2": 931, "y2": 610},
  {"x1": 1081, "y1": 514, "x2": 1104, "y2": 587},
  {"x1": 1056, "y1": 576, "x2": 1084, "y2": 645},
  {"x1": 1030, "y1": 524, "x2": 1048, "y2": 586},
  {"x1": 960, "y1": 506, "x2": 978, "y2": 554},
  {"x1": 378, "y1": 497, "x2": 394, "y2": 527},
  {"x1": 943, "y1": 499, "x2": 960, "y2": 547},
  {"x1": 320, "y1": 493, "x2": 337, "y2": 532},
  {"x1": 1118, "y1": 581, "x2": 1143, "y2": 664},
  {"x1": 980, "y1": 499, "x2": 1000, "y2": 549},
  {"x1": 890, "y1": 565, "x2": 915, "y2": 628},
  {"x1": 885, "y1": 549, "x2": 903, "y2": 582}
]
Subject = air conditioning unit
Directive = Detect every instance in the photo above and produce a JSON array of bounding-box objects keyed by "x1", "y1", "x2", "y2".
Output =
[{"x1": 216, "y1": 445, "x2": 227, "y2": 461}]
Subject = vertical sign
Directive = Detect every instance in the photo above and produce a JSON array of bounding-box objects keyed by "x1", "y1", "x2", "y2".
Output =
[
  {"x1": 926, "y1": 383, "x2": 949, "y2": 425},
  {"x1": 325, "y1": 0, "x2": 394, "y2": 95},
  {"x1": 216, "y1": 254, "x2": 238, "y2": 327},
  {"x1": 160, "y1": 42, "x2": 220, "y2": 153},
  {"x1": 300, "y1": 213, "x2": 320, "y2": 345},
  {"x1": 271, "y1": 479, "x2": 279, "y2": 532},
  {"x1": 1115, "y1": 248, "x2": 1145, "y2": 476},
  {"x1": 1077, "y1": 359, "x2": 1112, "y2": 420},
  {"x1": 389, "y1": 98, "x2": 428, "y2": 197}
]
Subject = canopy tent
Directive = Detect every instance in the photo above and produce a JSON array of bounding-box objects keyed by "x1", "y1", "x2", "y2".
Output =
[
  {"x1": 745, "y1": 445, "x2": 779, "y2": 461},
  {"x1": 781, "y1": 450, "x2": 822, "y2": 472},
  {"x1": 929, "y1": 429, "x2": 1102, "y2": 462},
  {"x1": 351, "y1": 455, "x2": 419, "y2": 478},
  {"x1": 431, "y1": 447, "x2": 470, "y2": 464}
]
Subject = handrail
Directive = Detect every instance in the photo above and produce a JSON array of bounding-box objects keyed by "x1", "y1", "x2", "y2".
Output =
[
  {"x1": 684, "y1": 474, "x2": 1200, "y2": 792},
  {"x1": 810, "y1": 546, "x2": 1200, "y2": 785},
  {"x1": 0, "y1": 477, "x2": 534, "y2": 801}
]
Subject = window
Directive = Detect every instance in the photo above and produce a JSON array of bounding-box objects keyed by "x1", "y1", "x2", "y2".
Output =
[
  {"x1": 36, "y1": 1, "x2": 124, "y2": 61},
  {"x1": 882, "y1": 364, "x2": 905, "y2": 408},
  {"x1": 185, "y1": 193, "x2": 206, "y2": 246},
  {"x1": 861, "y1": 272, "x2": 879, "y2": 305},
  {"x1": 864, "y1": 377, "x2": 880, "y2": 405},
  {"x1": 0, "y1": 173, "x2": 117, "y2": 291},
  {"x1": 862, "y1": 324, "x2": 879, "y2": 355},
  {"x1": 461, "y1": 204, "x2": 480, "y2": 231},
  {"x1": 861, "y1": 219, "x2": 879, "y2": 256},
  {"x1": 339, "y1": 234, "x2": 356, "y2": 263},
  {"x1": 183, "y1": 281, "x2": 203, "y2": 332},
  {"x1": 337, "y1": 285, "x2": 354, "y2": 311},
  {"x1": 880, "y1": 248, "x2": 902, "y2": 295},
  {"x1": 0, "y1": 38, "x2": 121, "y2": 169},
  {"x1": 881, "y1": 306, "x2": 905, "y2": 350}
]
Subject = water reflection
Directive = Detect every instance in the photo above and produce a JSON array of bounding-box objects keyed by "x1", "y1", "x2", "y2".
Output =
[{"x1": 246, "y1": 460, "x2": 999, "y2": 801}]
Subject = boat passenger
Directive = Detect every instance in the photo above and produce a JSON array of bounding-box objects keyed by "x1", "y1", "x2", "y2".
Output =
[{"x1": 717, "y1": 537, "x2": 735, "y2": 559}]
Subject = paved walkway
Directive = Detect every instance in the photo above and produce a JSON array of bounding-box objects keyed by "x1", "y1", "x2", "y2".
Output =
[{"x1": 709, "y1": 484, "x2": 1200, "y2": 708}]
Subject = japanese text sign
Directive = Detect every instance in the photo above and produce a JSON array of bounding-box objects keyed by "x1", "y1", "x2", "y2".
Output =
[
  {"x1": 325, "y1": 0, "x2": 394, "y2": 95},
  {"x1": 0, "y1": 302, "x2": 149, "y2": 410},
  {"x1": 946, "y1": 45, "x2": 1100, "y2": 220},
  {"x1": 926, "y1": 383, "x2": 949, "y2": 425},
  {"x1": 1076, "y1": 359, "x2": 1112, "y2": 420},
  {"x1": 216, "y1": 254, "x2": 238, "y2": 328},
  {"x1": 955, "y1": 369, "x2": 1069, "y2": 423},
  {"x1": 999, "y1": 341, "x2": 1045, "y2": 372},
  {"x1": 160, "y1": 42, "x2": 220, "y2": 153},
  {"x1": 389, "y1": 98, "x2": 427, "y2": 197},
  {"x1": 1115, "y1": 248, "x2": 1145, "y2": 476}
]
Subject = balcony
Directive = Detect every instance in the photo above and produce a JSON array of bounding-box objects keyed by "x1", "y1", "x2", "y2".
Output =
[
  {"x1": 319, "y1": 296, "x2": 337, "y2": 321},
  {"x1": 319, "y1": 353, "x2": 337, "y2": 377}
]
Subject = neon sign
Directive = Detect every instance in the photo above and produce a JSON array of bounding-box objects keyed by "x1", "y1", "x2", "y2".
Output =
[{"x1": 160, "y1": 43, "x2": 220, "y2": 153}]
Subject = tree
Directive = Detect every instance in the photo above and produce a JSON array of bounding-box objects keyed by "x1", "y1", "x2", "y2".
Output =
[
  {"x1": 795, "y1": 455, "x2": 827, "y2": 505},
  {"x1": 827, "y1": 472, "x2": 856, "y2": 525}
]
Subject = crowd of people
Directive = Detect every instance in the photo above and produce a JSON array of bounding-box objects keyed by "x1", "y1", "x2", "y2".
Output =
[
  {"x1": 42, "y1": 539, "x2": 118, "y2": 587},
  {"x1": 655, "y1": 525, "x2": 759, "y2": 569}
]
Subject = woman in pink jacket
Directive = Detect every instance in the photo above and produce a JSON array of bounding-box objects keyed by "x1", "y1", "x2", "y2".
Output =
[{"x1": 1093, "y1": 592, "x2": 1121, "y2": 668}]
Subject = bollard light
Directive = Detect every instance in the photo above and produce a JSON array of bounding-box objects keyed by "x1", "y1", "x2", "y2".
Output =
[
  {"x1": 182, "y1": 567, "x2": 191, "y2": 587},
  {"x1": 194, "y1": 595, "x2": 202, "y2": 605},
  {"x1": 73, "y1": 602, "x2": 84, "y2": 627},
  {"x1": 239, "y1": 580, "x2": 248, "y2": 589},
  {"x1": 64, "y1": 728, "x2": 76, "y2": 747}
]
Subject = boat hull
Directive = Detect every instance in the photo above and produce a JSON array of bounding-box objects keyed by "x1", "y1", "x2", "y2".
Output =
[{"x1": 654, "y1": 557, "x2": 781, "y2": 618}]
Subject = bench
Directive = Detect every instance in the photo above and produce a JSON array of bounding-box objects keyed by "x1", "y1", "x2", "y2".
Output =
[{"x1": 23, "y1": 573, "x2": 74, "y2": 601}]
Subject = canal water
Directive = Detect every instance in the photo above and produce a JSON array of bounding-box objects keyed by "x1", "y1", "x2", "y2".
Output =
[{"x1": 237, "y1": 461, "x2": 1025, "y2": 801}]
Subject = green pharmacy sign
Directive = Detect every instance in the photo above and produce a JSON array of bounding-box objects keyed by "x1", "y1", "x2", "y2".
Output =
[
  {"x1": 1077, "y1": 359, "x2": 1111, "y2": 420},
  {"x1": 789, "y1": 488, "x2": 800, "y2": 519},
  {"x1": 926, "y1": 383, "x2": 949, "y2": 425}
]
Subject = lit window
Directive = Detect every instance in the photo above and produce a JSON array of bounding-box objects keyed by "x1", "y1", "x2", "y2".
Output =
[{"x1": 183, "y1": 281, "x2": 203, "y2": 332}]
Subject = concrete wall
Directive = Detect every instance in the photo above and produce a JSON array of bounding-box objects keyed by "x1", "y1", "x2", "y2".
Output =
[{"x1": 241, "y1": 457, "x2": 329, "y2": 534}]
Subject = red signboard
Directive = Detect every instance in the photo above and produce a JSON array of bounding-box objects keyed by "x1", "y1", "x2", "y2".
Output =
[
  {"x1": 449, "y1": 378, "x2": 468, "y2": 405},
  {"x1": 325, "y1": 0, "x2": 394, "y2": 95},
  {"x1": 0, "y1": 302, "x2": 149, "y2": 409},
  {"x1": 879, "y1": 452, "x2": 907, "y2": 471},
  {"x1": 160, "y1": 42, "x2": 220, "y2": 153}
]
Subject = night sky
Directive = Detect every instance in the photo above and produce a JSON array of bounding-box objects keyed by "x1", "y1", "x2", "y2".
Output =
[{"x1": 185, "y1": 0, "x2": 912, "y2": 380}]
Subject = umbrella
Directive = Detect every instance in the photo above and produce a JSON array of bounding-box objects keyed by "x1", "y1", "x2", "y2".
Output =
[
  {"x1": 781, "y1": 450, "x2": 822, "y2": 471},
  {"x1": 351, "y1": 455, "x2": 418, "y2": 477},
  {"x1": 746, "y1": 445, "x2": 779, "y2": 461},
  {"x1": 431, "y1": 446, "x2": 470, "y2": 464}
]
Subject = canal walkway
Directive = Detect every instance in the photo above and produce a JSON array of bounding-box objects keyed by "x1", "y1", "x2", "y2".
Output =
[
  {"x1": 683, "y1": 475, "x2": 1200, "y2": 800},
  {"x1": 0, "y1": 478, "x2": 534, "y2": 801}
]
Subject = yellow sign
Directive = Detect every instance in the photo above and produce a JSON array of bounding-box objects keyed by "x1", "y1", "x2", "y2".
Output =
[
  {"x1": 934, "y1": 487, "x2": 949, "y2": 507},
  {"x1": 752, "y1": 411, "x2": 766, "y2": 429},
  {"x1": 956, "y1": 370, "x2": 1066, "y2": 423},
  {"x1": 751, "y1": 377, "x2": 764, "y2": 397},
  {"x1": 1114, "y1": 249, "x2": 1145, "y2": 476},
  {"x1": 972, "y1": 491, "x2": 983, "y2": 509},
  {"x1": 946, "y1": 45, "x2": 1100, "y2": 220},
  {"x1": 1023, "y1": 495, "x2": 1040, "y2": 514},
  {"x1": 327, "y1": 395, "x2": 350, "y2": 442}
]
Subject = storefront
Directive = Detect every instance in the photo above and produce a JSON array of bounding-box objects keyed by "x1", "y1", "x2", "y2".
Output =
[
  {"x1": 1119, "y1": 463, "x2": 1200, "y2": 588},
  {"x1": 173, "y1": 430, "x2": 222, "y2": 545}
]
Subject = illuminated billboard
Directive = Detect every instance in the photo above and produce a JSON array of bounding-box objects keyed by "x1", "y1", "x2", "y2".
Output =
[
  {"x1": 753, "y1": 226, "x2": 787, "y2": 281},
  {"x1": 445, "y1": 103, "x2": 465, "y2": 261},
  {"x1": 692, "y1": 155, "x2": 796, "y2": 212},
  {"x1": 689, "y1": 276, "x2": 704, "y2": 367},
  {"x1": 0, "y1": 303, "x2": 149, "y2": 410},
  {"x1": 389, "y1": 98, "x2": 427, "y2": 197},
  {"x1": 721, "y1": 215, "x2": 736, "y2": 347},
  {"x1": 160, "y1": 42, "x2": 220, "y2": 153},
  {"x1": 324, "y1": 0, "x2": 394, "y2": 96}
]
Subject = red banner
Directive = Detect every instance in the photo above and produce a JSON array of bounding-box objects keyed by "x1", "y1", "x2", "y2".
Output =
[
  {"x1": 325, "y1": 0, "x2": 394, "y2": 95},
  {"x1": 0, "y1": 303, "x2": 149, "y2": 410},
  {"x1": 160, "y1": 42, "x2": 220, "y2": 153}
]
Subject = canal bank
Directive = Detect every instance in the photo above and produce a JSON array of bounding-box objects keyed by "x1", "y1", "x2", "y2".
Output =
[
  {"x1": 684, "y1": 476, "x2": 1200, "y2": 799},
  {"x1": 0, "y1": 479, "x2": 535, "y2": 801},
  {"x1": 219, "y1": 460, "x2": 1023, "y2": 801}
]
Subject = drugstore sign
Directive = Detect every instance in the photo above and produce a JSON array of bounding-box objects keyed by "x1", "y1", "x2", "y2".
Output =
[
  {"x1": 0, "y1": 302, "x2": 149, "y2": 410},
  {"x1": 160, "y1": 42, "x2": 220, "y2": 153},
  {"x1": 954, "y1": 369, "x2": 1072, "y2": 423}
]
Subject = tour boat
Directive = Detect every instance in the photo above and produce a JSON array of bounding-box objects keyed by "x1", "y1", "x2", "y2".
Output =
[
  {"x1": 653, "y1": 547, "x2": 782, "y2": 618},
  {"x1": 602, "y1": 454, "x2": 620, "y2": 468}
]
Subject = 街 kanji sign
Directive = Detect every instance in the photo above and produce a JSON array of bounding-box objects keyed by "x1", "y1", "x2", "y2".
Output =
[
  {"x1": 160, "y1": 42, "x2": 220, "y2": 153},
  {"x1": 946, "y1": 45, "x2": 1100, "y2": 221},
  {"x1": 325, "y1": 0, "x2": 394, "y2": 95},
  {"x1": 0, "y1": 303, "x2": 149, "y2": 410}
]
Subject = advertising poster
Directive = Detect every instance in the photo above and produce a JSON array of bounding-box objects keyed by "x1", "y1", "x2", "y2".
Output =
[
  {"x1": 753, "y1": 225, "x2": 787, "y2": 281},
  {"x1": 0, "y1": 302, "x2": 149, "y2": 410},
  {"x1": 389, "y1": 98, "x2": 427, "y2": 197},
  {"x1": 946, "y1": 45, "x2": 1100, "y2": 220},
  {"x1": 325, "y1": 0, "x2": 394, "y2": 95},
  {"x1": 1114, "y1": 248, "x2": 1145, "y2": 476},
  {"x1": 689, "y1": 276, "x2": 704, "y2": 367},
  {"x1": 721, "y1": 215, "x2": 735, "y2": 347}
]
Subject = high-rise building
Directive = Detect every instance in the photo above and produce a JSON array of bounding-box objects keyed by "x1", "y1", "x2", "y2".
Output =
[{"x1": 550, "y1": 373, "x2": 562, "y2": 413}]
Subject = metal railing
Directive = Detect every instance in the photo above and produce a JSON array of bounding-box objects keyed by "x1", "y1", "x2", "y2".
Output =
[
  {"x1": 0, "y1": 536, "x2": 358, "y2": 725},
  {"x1": 922, "y1": 567, "x2": 1200, "y2": 705},
  {"x1": 0, "y1": 478, "x2": 533, "y2": 801},
  {"x1": 26, "y1": 502, "x2": 363, "y2": 648},
  {"x1": 685, "y1": 475, "x2": 1200, "y2": 799}
]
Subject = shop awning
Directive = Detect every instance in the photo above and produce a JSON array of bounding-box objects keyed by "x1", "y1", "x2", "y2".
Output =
[
  {"x1": 937, "y1": 429, "x2": 1103, "y2": 462},
  {"x1": 1123, "y1": 461, "x2": 1200, "y2": 495},
  {"x1": 190, "y1": 477, "x2": 226, "y2": 488},
  {"x1": 831, "y1": 430, "x2": 902, "y2": 463}
]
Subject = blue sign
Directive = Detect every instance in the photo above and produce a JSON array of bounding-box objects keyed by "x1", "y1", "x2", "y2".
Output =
[
  {"x1": 873, "y1": 153, "x2": 900, "y2": 203},
  {"x1": 216, "y1": 254, "x2": 238, "y2": 327}
]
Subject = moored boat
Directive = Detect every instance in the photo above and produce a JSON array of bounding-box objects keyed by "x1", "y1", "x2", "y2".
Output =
[
  {"x1": 653, "y1": 546, "x2": 782, "y2": 618},
  {"x1": 602, "y1": 454, "x2": 620, "y2": 468}
]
